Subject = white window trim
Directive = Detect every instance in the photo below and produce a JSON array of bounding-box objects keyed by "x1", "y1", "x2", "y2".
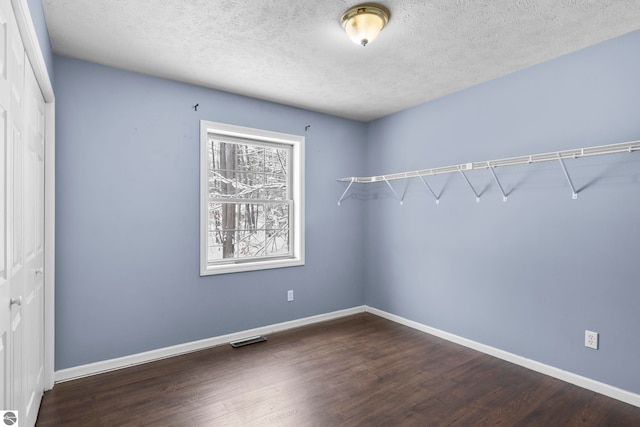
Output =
[{"x1": 200, "y1": 120, "x2": 305, "y2": 275}]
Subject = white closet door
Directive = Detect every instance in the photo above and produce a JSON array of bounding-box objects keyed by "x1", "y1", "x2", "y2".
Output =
[
  {"x1": 9, "y1": 3, "x2": 25, "y2": 421},
  {"x1": 21, "y1": 53, "x2": 45, "y2": 427},
  {"x1": 0, "y1": 0, "x2": 12, "y2": 410},
  {"x1": 0, "y1": 2, "x2": 46, "y2": 426},
  {"x1": 9, "y1": 0, "x2": 26, "y2": 422}
]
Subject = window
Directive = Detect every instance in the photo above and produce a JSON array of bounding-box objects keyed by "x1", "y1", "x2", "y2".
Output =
[{"x1": 200, "y1": 121, "x2": 304, "y2": 275}]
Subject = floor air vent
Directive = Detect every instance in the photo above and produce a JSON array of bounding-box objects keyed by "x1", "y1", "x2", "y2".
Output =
[{"x1": 229, "y1": 335, "x2": 267, "y2": 348}]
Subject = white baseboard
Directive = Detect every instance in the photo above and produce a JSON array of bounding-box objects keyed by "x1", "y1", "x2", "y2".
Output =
[
  {"x1": 55, "y1": 306, "x2": 366, "y2": 383},
  {"x1": 365, "y1": 306, "x2": 640, "y2": 408}
]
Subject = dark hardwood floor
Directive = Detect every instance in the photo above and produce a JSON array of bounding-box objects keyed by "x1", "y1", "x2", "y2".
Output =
[{"x1": 36, "y1": 313, "x2": 640, "y2": 426}]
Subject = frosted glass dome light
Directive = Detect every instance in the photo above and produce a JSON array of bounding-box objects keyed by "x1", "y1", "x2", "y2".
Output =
[{"x1": 341, "y1": 4, "x2": 390, "y2": 47}]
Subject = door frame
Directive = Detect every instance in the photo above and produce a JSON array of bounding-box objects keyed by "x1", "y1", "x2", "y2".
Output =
[{"x1": 11, "y1": 0, "x2": 55, "y2": 391}]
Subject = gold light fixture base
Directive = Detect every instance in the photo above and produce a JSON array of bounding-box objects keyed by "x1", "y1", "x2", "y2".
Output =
[{"x1": 341, "y1": 4, "x2": 390, "y2": 47}]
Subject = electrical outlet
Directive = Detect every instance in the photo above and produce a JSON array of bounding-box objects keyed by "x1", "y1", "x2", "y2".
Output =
[
  {"x1": 585, "y1": 330, "x2": 598, "y2": 350},
  {"x1": 287, "y1": 290, "x2": 294, "y2": 302}
]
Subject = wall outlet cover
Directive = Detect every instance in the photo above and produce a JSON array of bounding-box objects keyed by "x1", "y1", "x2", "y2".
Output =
[{"x1": 585, "y1": 330, "x2": 598, "y2": 350}]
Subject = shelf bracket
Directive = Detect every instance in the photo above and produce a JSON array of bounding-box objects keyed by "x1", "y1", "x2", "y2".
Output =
[
  {"x1": 558, "y1": 157, "x2": 578, "y2": 199},
  {"x1": 488, "y1": 166, "x2": 508, "y2": 202},
  {"x1": 458, "y1": 168, "x2": 480, "y2": 202},
  {"x1": 418, "y1": 176, "x2": 440, "y2": 204},
  {"x1": 384, "y1": 178, "x2": 404, "y2": 205},
  {"x1": 337, "y1": 179, "x2": 355, "y2": 206},
  {"x1": 400, "y1": 180, "x2": 410, "y2": 204}
]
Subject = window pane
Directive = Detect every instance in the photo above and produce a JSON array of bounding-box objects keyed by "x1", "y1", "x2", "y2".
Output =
[
  {"x1": 238, "y1": 203, "x2": 262, "y2": 231},
  {"x1": 263, "y1": 173, "x2": 287, "y2": 199},
  {"x1": 236, "y1": 144, "x2": 264, "y2": 172},
  {"x1": 264, "y1": 147, "x2": 288, "y2": 175},
  {"x1": 237, "y1": 225, "x2": 266, "y2": 259},
  {"x1": 209, "y1": 169, "x2": 237, "y2": 198},
  {"x1": 208, "y1": 203, "x2": 238, "y2": 260},
  {"x1": 265, "y1": 230, "x2": 291, "y2": 256},
  {"x1": 236, "y1": 172, "x2": 263, "y2": 199},
  {"x1": 265, "y1": 203, "x2": 289, "y2": 235},
  {"x1": 209, "y1": 141, "x2": 239, "y2": 198}
]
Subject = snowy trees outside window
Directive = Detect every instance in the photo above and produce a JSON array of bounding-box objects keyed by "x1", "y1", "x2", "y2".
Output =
[
  {"x1": 200, "y1": 121, "x2": 304, "y2": 275},
  {"x1": 208, "y1": 140, "x2": 291, "y2": 260}
]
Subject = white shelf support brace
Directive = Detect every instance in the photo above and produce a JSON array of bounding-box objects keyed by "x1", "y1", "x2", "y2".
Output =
[
  {"x1": 400, "y1": 180, "x2": 410, "y2": 204},
  {"x1": 418, "y1": 176, "x2": 440, "y2": 204},
  {"x1": 459, "y1": 168, "x2": 481, "y2": 202},
  {"x1": 384, "y1": 178, "x2": 404, "y2": 205},
  {"x1": 558, "y1": 157, "x2": 578, "y2": 199},
  {"x1": 337, "y1": 179, "x2": 355, "y2": 206},
  {"x1": 488, "y1": 166, "x2": 508, "y2": 202}
]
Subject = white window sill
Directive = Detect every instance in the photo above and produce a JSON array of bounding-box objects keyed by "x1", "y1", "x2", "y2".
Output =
[{"x1": 200, "y1": 257, "x2": 305, "y2": 276}]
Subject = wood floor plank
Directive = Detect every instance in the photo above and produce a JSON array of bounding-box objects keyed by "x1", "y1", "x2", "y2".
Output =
[{"x1": 36, "y1": 313, "x2": 640, "y2": 426}]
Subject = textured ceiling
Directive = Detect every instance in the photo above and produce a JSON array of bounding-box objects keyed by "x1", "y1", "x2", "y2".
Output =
[{"x1": 43, "y1": 1, "x2": 640, "y2": 122}]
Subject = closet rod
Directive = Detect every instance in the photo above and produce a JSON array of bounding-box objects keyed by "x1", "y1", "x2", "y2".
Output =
[{"x1": 337, "y1": 140, "x2": 640, "y2": 184}]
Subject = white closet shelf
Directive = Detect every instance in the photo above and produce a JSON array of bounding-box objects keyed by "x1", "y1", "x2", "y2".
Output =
[{"x1": 337, "y1": 140, "x2": 640, "y2": 205}]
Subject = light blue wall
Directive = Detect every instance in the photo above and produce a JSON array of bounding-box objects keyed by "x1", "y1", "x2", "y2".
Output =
[
  {"x1": 364, "y1": 30, "x2": 640, "y2": 394},
  {"x1": 27, "y1": 0, "x2": 53, "y2": 80},
  {"x1": 53, "y1": 56, "x2": 367, "y2": 370}
]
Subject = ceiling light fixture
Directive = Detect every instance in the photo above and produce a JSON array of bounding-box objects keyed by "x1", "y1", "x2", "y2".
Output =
[{"x1": 340, "y1": 4, "x2": 390, "y2": 47}]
